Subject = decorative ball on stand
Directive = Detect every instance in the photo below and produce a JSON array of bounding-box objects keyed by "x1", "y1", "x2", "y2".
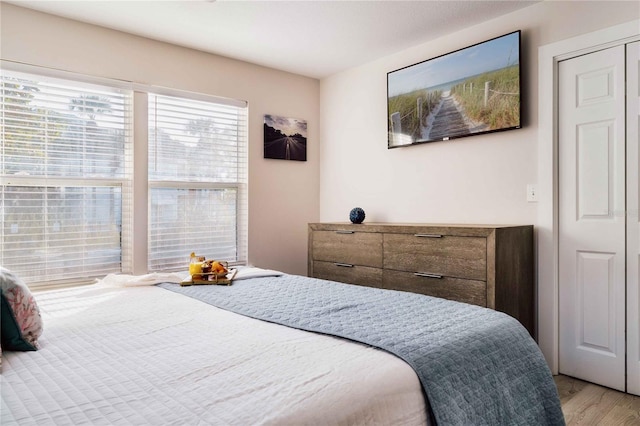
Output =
[{"x1": 349, "y1": 207, "x2": 366, "y2": 224}]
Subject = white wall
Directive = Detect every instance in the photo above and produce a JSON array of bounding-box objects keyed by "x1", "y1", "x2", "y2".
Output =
[
  {"x1": 319, "y1": 1, "x2": 639, "y2": 226},
  {"x1": 0, "y1": 3, "x2": 320, "y2": 276}
]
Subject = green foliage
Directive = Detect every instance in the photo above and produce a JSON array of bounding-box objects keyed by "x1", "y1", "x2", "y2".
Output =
[
  {"x1": 69, "y1": 95, "x2": 112, "y2": 120},
  {"x1": 388, "y1": 89, "x2": 441, "y2": 140},
  {"x1": 2, "y1": 77, "x2": 123, "y2": 278},
  {"x1": 2, "y1": 79, "x2": 47, "y2": 168},
  {"x1": 450, "y1": 65, "x2": 519, "y2": 130}
]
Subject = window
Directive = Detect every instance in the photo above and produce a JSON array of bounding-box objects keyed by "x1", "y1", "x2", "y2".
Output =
[
  {"x1": 148, "y1": 93, "x2": 248, "y2": 271},
  {"x1": 1, "y1": 66, "x2": 248, "y2": 288},
  {"x1": 1, "y1": 70, "x2": 132, "y2": 286}
]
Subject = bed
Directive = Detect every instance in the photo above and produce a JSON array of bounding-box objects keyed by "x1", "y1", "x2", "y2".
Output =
[{"x1": 1, "y1": 269, "x2": 564, "y2": 425}]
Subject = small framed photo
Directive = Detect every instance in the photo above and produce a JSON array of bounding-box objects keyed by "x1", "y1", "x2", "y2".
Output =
[{"x1": 264, "y1": 114, "x2": 307, "y2": 161}]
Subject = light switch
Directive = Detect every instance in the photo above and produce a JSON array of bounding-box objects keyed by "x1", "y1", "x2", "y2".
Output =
[{"x1": 527, "y1": 184, "x2": 538, "y2": 202}]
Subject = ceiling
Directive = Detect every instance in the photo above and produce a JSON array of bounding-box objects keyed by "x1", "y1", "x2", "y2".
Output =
[{"x1": 6, "y1": 0, "x2": 540, "y2": 79}]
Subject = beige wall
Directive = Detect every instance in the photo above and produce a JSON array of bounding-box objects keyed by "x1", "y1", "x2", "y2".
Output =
[
  {"x1": 0, "y1": 3, "x2": 320, "y2": 276},
  {"x1": 319, "y1": 1, "x2": 639, "y2": 226}
]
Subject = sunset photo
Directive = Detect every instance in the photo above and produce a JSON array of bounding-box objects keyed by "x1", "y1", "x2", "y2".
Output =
[{"x1": 264, "y1": 114, "x2": 307, "y2": 161}]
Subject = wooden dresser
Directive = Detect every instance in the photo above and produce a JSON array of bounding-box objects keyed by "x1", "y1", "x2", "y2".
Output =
[{"x1": 308, "y1": 223, "x2": 534, "y2": 336}]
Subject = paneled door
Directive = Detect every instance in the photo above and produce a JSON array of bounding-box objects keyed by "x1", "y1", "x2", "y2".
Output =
[
  {"x1": 558, "y1": 45, "x2": 626, "y2": 391},
  {"x1": 627, "y1": 41, "x2": 640, "y2": 396}
]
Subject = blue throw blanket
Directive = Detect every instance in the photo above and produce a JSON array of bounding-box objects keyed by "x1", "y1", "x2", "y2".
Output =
[{"x1": 159, "y1": 275, "x2": 564, "y2": 425}]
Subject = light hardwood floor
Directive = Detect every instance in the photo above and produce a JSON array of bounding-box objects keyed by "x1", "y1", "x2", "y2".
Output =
[{"x1": 555, "y1": 375, "x2": 640, "y2": 425}]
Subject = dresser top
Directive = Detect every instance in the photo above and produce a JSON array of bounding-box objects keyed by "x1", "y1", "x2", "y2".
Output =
[
  {"x1": 310, "y1": 222, "x2": 529, "y2": 228},
  {"x1": 309, "y1": 222, "x2": 533, "y2": 237}
]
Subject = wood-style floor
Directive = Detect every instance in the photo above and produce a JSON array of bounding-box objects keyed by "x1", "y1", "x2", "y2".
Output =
[{"x1": 555, "y1": 375, "x2": 640, "y2": 425}]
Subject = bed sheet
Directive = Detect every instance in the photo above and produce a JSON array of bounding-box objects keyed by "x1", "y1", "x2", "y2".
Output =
[{"x1": 1, "y1": 284, "x2": 428, "y2": 425}]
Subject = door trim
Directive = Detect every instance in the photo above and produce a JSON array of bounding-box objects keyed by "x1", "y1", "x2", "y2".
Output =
[{"x1": 538, "y1": 19, "x2": 640, "y2": 374}]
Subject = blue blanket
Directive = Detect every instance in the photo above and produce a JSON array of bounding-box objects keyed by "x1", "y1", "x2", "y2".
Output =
[{"x1": 159, "y1": 275, "x2": 564, "y2": 425}]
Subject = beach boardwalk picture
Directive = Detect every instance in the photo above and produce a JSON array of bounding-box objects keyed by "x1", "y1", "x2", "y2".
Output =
[
  {"x1": 387, "y1": 31, "x2": 520, "y2": 147},
  {"x1": 264, "y1": 114, "x2": 307, "y2": 161}
]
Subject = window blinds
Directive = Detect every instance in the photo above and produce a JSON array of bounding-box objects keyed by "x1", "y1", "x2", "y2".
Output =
[
  {"x1": 1, "y1": 70, "x2": 132, "y2": 285},
  {"x1": 147, "y1": 93, "x2": 247, "y2": 271}
]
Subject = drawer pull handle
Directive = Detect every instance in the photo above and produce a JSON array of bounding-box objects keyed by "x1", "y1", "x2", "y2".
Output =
[
  {"x1": 414, "y1": 272, "x2": 443, "y2": 279},
  {"x1": 334, "y1": 263, "x2": 354, "y2": 268},
  {"x1": 335, "y1": 231, "x2": 355, "y2": 234},
  {"x1": 414, "y1": 234, "x2": 443, "y2": 238}
]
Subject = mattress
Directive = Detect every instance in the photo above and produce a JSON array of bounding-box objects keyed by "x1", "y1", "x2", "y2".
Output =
[{"x1": 1, "y1": 284, "x2": 429, "y2": 425}]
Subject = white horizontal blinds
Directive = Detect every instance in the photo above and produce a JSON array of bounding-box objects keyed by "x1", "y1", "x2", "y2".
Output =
[
  {"x1": 1, "y1": 70, "x2": 133, "y2": 286},
  {"x1": 149, "y1": 188, "x2": 238, "y2": 269},
  {"x1": 149, "y1": 94, "x2": 245, "y2": 182},
  {"x1": 2, "y1": 72, "x2": 130, "y2": 178},
  {"x1": 3, "y1": 186, "x2": 123, "y2": 282},
  {"x1": 148, "y1": 93, "x2": 247, "y2": 271}
]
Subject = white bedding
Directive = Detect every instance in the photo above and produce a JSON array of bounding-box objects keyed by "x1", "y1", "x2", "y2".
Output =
[{"x1": 1, "y1": 284, "x2": 428, "y2": 425}]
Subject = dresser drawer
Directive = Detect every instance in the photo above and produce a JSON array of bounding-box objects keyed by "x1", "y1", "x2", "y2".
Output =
[
  {"x1": 309, "y1": 223, "x2": 534, "y2": 336},
  {"x1": 313, "y1": 261, "x2": 383, "y2": 288},
  {"x1": 383, "y1": 270, "x2": 487, "y2": 307},
  {"x1": 383, "y1": 233, "x2": 487, "y2": 281},
  {"x1": 312, "y1": 230, "x2": 383, "y2": 268}
]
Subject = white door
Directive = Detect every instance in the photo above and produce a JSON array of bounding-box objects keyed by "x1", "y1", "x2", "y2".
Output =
[
  {"x1": 558, "y1": 45, "x2": 626, "y2": 391},
  {"x1": 627, "y1": 40, "x2": 640, "y2": 396}
]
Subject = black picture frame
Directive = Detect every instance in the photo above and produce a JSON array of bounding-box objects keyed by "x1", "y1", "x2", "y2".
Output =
[
  {"x1": 387, "y1": 30, "x2": 521, "y2": 148},
  {"x1": 264, "y1": 114, "x2": 307, "y2": 161}
]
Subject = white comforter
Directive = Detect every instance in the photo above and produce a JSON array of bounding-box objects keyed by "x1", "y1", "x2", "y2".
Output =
[{"x1": 1, "y1": 284, "x2": 428, "y2": 425}]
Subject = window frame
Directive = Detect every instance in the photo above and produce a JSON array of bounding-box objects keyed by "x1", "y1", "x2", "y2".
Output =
[
  {"x1": 145, "y1": 90, "x2": 248, "y2": 272},
  {"x1": 1, "y1": 65, "x2": 134, "y2": 287}
]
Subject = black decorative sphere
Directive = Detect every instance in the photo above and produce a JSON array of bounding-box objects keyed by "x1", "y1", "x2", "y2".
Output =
[{"x1": 349, "y1": 207, "x2": 366, "y2": 224}]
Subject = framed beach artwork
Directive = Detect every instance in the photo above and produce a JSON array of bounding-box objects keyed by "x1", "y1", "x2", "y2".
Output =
[
  {"x1": 263, "y1": 114, "x2": 307, "y2": 161},
  {"x1": 387, "y1": 30, "x2": 521, "y2": 148}
]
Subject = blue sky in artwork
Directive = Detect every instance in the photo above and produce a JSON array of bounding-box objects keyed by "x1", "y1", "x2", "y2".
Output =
[{"x1": 388, "y1": 32, "x2": 519, "y2": 97}]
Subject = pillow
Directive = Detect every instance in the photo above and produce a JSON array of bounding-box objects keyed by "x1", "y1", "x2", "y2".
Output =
[{"x1": 0, "y1": 267, "x2": 43, "y2": 351}]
